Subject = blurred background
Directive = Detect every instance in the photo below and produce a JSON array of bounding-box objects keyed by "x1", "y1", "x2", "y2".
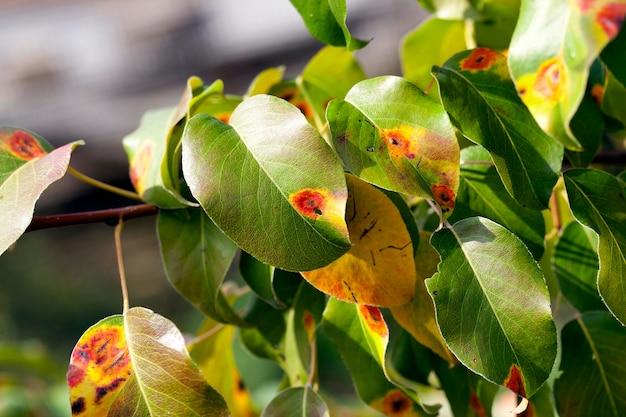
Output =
[{"x1": 0, "y1": 0, "x2": 429, "y2": 415}]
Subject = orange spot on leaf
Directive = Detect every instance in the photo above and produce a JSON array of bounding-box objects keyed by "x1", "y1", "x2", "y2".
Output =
[
  {"x1": 460, "y1": 48, "x2": 499, "y2": 71},
  {"x1": 129, "y1": 141, "x2": 154, "y2": 195},
  {"x1": 380, "y1": 125, "x2": 421, "y2": 160},
  {"x1": 2, "y1": 130, "x2": 47, "y2": 160},
  {"x1": 534, "y1": 58, "x2": 564, "y2": 101},
  {"x1": 591, "y1": 84, "x2": 604, "y2": 107},
  {"x1": 381, "y1": 389, "x2": 412, "y2": 416},
  {"x1": 279, "y1": 88, "x2": 314, "y2": 119},
  {"x1": 597, "y1": 4, "x2": 626, "y2": 39},
  {"x1": 289, "y1": 188, "x2": 328, "y2": 220},
  {"x1": 215, "y1": 112, "x2": 232, "y2": 123},
  {"x1": 469, "y1": 389, "x2": 488, "y2": 417},
  {"x1": 432, "y1": 184, "x2": 456, "y2": 214},
  {"x1": 504, "y1": 364, "x2": 527, "y2": 398},
  {"x1": 359, "y1": 305, "x2": 388, "y2": 338}
]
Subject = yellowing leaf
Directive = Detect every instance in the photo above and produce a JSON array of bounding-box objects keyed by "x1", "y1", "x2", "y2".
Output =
[{"x1": 301, "y1": 174, "x2": 416, "y2": 307}]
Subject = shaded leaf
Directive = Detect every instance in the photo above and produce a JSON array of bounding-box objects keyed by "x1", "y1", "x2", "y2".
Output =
[
  {"x1": 157, "y1": 207, "x2": 244, "y2": 324},
  {"x1": 239, "y1": 251, "x2": 283, "y2": 309},
  {"x1": 553, "y1": 221, "x2": 605, "y2": 313},
  {"x1": 0, "y1": 132, "x2": 82, "y2": 256},
  {"x1": 425, "y1": 217, "x2": 557, "y2": 398},
  {"x1": 261, "y1": 386, "x2": 329, "y2": 417},
  {"x1": 289, "y1": 0, "x2": 369, "y2": 51},
  {"x1": 183, "y1": 94, "x2": 350, "y2": 271},
  {"x1": 302, "y1": 174, "x2": 416, "y2": 307},
  {"x1": 67, "y1": 307, "x2": 228, "y2": 416},
  {"x1": 328, "y1": 76, "x2": 460, "y2": 219},
  {"x1": 450, "y1": 146, "x2": 546, "y2": 260},
  {"x1": 434, "y1": 48, "x2": 563, "y2": 210},
  {"x1": 555, "y1": 311, "x2": 626, "y2": 417},
  {"x1": 435, "y1": 361, "x2": 498, "y2": 417},
  {"x1": 240, "y1": 296, "x2": 286, "y2": 363},
  {"x1": 508, "y1": 0, "x2": 626, "y2": 149},
  {"x1": 601, "y1": 21, "x2": 626, "y2": 85},
  {"x1": 563, "y1": 169, "x2": 626, "y2": 324}
]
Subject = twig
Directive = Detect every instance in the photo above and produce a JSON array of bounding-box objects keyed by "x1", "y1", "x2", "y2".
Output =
[{"x1": 26, "y1": 204, "x2": 159, "y2": 232}]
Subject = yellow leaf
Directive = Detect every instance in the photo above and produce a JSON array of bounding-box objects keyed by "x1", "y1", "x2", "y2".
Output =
[{"x1": 301, "y1": 174, "x2": 416, "y2": 307}]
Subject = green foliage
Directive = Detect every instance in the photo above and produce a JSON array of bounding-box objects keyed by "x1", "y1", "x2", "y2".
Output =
[{"x1": 2, "y1": 1, "x2": 626, "y2": 416}]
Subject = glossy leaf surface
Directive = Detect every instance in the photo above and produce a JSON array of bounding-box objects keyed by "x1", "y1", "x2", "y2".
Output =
[
  {"x1": 328, "y1": 76, "x2": 460, "y2": 218},
  {"x1": 434, "y1": 48, "x2": 563, "y2": 210},
  {"x1": 508, "y1": 0, "x2": 626, "y2": 149},
  {"x1": 555, "y1": 311, "x2": 626, "y2": 417},
  {"x1": 261, "y1": 386, "x2": 329, "y2": 417},
  {"x1": 67, "y1": 307, "x2": 228, "y2": 416},
  {"x1": 450, "y1": 146, "x2": 546, "y2": 260},
  {"x1": 301, "y1": 174, "x2": 416, "y2": 307},
  {"x1": 0, "y1": 131, "x2": 81, "y2": 255},
  {"x1": 157, "y1": 207, "x2": 243, "y2": 324},
  {"x1": 289, "y1": 0, "x2": 368, "y2": 51},
  {"x1": 183, "y1": 94, "x2": 350, "y2": 271},
  {"x1": 425, "y1": 217, "x2": 557, "y2": 398},
  {"x1": 553, "y1": 221, "x2": 604, "y2": 313},
  {"x1": 564, "y1": 169, "x2": 626, "y2": 324}
]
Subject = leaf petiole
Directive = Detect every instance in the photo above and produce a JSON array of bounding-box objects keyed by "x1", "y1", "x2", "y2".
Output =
[
  {"x1": 68, "y1": 166, "x2": 143, "y2": 202},
  {"x1": 114, "y1": 220, "x2": 130, "y2": 314}
]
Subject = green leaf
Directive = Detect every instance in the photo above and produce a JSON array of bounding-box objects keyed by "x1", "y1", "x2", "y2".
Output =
[
  {"x1": 473, "y1": 0, "x2": 521, "y2": 50},
  {"x1": 239, "y1": 251, "x2": 284, "y2": 308},
  {"x1": 289, "y1": 0, "x2": 369, "y2": 51},
  {"x1": 434, "y1": 48, "x2": 563, "y2": 210},
  {"x1": 563, "y1": 169, "x2": 626, "y2": 324},
  {"x1": 508, "y1": 0, "x2": 626, "y2": 149},
  {"x1": 601, "y1": 22, "x2": 626, "y2": 86},
  {"x1": 401, "y1": 17, "x2": 468, "y2": 99},
  {"x1": 246, "y1": 67, "x2": 285, "y2": 97},
  {"x1": 425, "y1": 217, "x2": 557, "y2": 398},
  {"x1": 0, "y1": 130, "x2": 82, "y2": 256},
  {"x1": 157, "y1": 207, "x2": 244, "y2": 324},
  {"x1": 261, "y1": 386, "x2": 329, "y2": 417},
  {"x1": 449, "y1": 146, "x2": 546, "y2": 260},
  {"x1": 553, "y1": 221, "x2": 605, "y2": 313},
  {"x1": 182, "y1": 94, "x2": 350, "y2": 272},
  {"x1": 416, "y1": 0, "x2": 479, "y2": 19},
  {"x1": 555, "y1": 311, "x2": 626, "y2": 417},
  {"x1": 328, "y1": 75, "x2": 460, "y2": 218},
  {"x1": 67, "y1": 307, "x2": 228, "y2": 416}
]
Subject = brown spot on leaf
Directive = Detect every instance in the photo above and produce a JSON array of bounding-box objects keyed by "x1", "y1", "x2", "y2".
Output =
[
  {"x1": 597, "y1": 4, "x2": 626, "y2": 39},
  {"x1": 2, "y1": 130, "x2": 47, "y2": 160},
  {"x1": 591, "y1": 84, "x2": 604, "y2": 107},
  {"x1": 95, "y1": 377, "x2": 126, "y2": 404},
  {"x1": 504, "y1": 364, "x2": 527, "y2": 398},
  {"x1": 71, "y1": 397, "x2": 86, "y2": 415},
  {"x1": 303, "y1": 311, "x2": 315, "y2": 332},
  {"x1": 67, "y1": 364, "x2": 85, "y2": 388},
  {"x1": 358, "y1": 305, "x2": 388, "y2": 338},
  {"x1": 289, "y1": 188, "x2": 328, "y2": 220},
  {"x1": 460, "y1": 48, "x2": 499, "y2": 71},
  {"x1": 380, "y1": 126, "x2": 421, "y2": 160},
  {"x1": 381, "y1": 389, "x2": 412, "y2": 416},
  {"x1": 432, "y1": 184, "x2": 456, "y2": 213}
]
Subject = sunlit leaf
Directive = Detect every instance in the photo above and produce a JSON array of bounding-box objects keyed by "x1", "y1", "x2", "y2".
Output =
[
  {"x1": 157, "y1": 207, "x2": 244, "y2": 324},
  {"x1": 508, "y1": 0, "x2": 626, "y2": 149},
  {"x1": 450, "y1": 146, "x2": 546, "y2": 259},
  {"x1": 563, "y1": 169, "x2": 626, "y2": 324},
  {"x1": 322, "y1": 299, "x2": 429, "y2": 416},
  {"x1": 416, "y1": 0, "x2": 479, "y2": 19},
  {"x1": 434, "y1": 48, "x2": 563, "y2": 210},
  {"x1": 555, "y1": 311, "x2": 626, "y2": 417},
  {"x1": 302, "y1": 174, "x2": 416, "y2": 307},
  {"x1": 425, "y1": 217, "x2": 557, "y2": 398},
  {"x1": 553, "y1": 221, "x2": 605, "y2": 313},
  {"x1": 67, "y1": 307, "x2": 228, "y2": 416},
  {"x1": 261, "y1": 386, "x2": 329, "y2": 417},
  {"x1": 0, "y1": 130, "x2": 82, "y2": 255},
  {"x1": 289, "y1": 0, "x2": 369, "y2": 51},
  {"x1": 328, "y1": 76, "x2": 460, "y2": 219},
  {"x1": 190, "y1": 318, "x2": 257, "y2": 417},
  {"x1": 183, "y1": 94, "x2": 350, "y2": 271},
  {"x1": 473, "y1": 0, "x2": 521, "y2": 50},
  {"x1": 390, "y1": 231, "x2": 456, "y2": 363},
  {"x1": 246, "y1": 67, "x2": 285, "y2": 97}
]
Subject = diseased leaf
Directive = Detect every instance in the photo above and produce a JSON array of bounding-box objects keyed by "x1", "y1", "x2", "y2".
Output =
[
  {"x1": 425, "y1": 217, "x2": 557, "y2": 398},
  {"x1": 67, "y1": 307, "x2": 228, "y2": 416},
  {"x1": 450, "y1": 146, "x2": 546, "y2": 260},
  {"x1": 563, "y1": 169, "x2": 626, "y2": 324},
  {"x1": 0, "y1": 131, "x2": 82, "y2": 256},
  {"x1": 289, "y1": 0, "x2": 369, "y2": 51},
  {"x1": 508, "y1": 0, "x2": 626, "y2": 149},
  {"x1": 157, "y1": 207, "x2": 244, "y2": 324},
  {"x1": 301, "y1": 174, "x2": 416, "y2": 307},
  {"x1": 183, "y1": 94, "x2": 350, "y2": 271},
  {"x1": 553, "y1": 221, "x2": 605, "y2": 313},
  {"x1": 328, "y1": 76, "x2": 460, "y2": 219},
  {"x1": 261, "y1": 386, "x2": 329, "y2": 417},
  {"x1": 434, "y1": 48, "x2": 563, "y2": 210},
  {"x1": 555, "y1": 311, "x2": 626, "y2": 417}
]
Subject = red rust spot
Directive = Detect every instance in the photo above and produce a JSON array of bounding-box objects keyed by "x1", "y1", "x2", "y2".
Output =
[
  {"x1": 2, "y1": 130, "x2": 47, "y2": 160},
  {"x1": 576, "y1": 0, "x2": 597, "y2": 13},
  {"x1": 358, "y1": 305, "x2": 388, "y2": 338},
  {"x1": 214, "y1": 112, "x2": 231, "y2": 123},
  {"x1": 534, "y1": 58, "x2": 563, "y2": 100},
  {"x1": 504, "y1": 364, "x2": 527, "y2": 398},
  {"x1": 460, "y1": 48, "x2": 499, "y2": 71},
  {"x1": 303, "y1": 311, "x2": 315, "y2": 332},
  {"x1": 380, "y1": 126, "x2": 419, "y2": 160},
  {"x1": 591, "y1": 84, "x2": 604, "y2": 107},
  {"x1": 432, "y1": 184, "x2": 456, "y2": 214},
  {"x1": 289, "y1": 188, "x2": 328, "y2": 220},
  {"x1": 279, "y1": 88, "x2": 314, "y2": 119},
  {"x1": 95, "y1": 377, "x2": 126, "y2": 404},
  {"x1": 381, "y1": 389, "x2": 412, "y2": 416},
  {"x1": 67, "y1": 364, "x2": 86, "y2": 388},
  {"x1": 129, "y1": 141, "x2": 154, "y2": 194},
  {"x1": 469, "y1": 389, "x2": 488, "y2": 417},
  {"x1": 69, "y1": 327, "x2": 130, "y2": 384},
  {"x1": 597, "y1": 4, "x2": 626, "y2": 39}
]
